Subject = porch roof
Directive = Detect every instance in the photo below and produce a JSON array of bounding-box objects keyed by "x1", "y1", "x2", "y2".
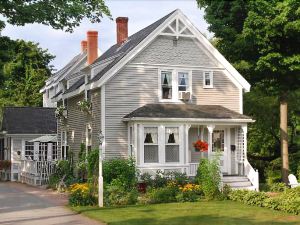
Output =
[
  {"x1": 123, "y1": 104, "x2": 253, "y2": 122},
  {"x1": 30, "y1": 135, "x2": 57, "y2": 143}
]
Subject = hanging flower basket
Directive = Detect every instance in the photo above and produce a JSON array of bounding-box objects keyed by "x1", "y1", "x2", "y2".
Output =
[
  {"x1": 193, "y1": 140, "x2": 208, "y2": 152},
  {"x1": 55, "y1": 105, "x2": 67, "y2": 119},
  {"x1": 77, "y1": 100, "x2": 92, "y2": 114}
]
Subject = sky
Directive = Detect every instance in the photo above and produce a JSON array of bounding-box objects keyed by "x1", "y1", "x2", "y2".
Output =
[{"x1": 1, "y1": 0, "x2": 212, "y2": 71}]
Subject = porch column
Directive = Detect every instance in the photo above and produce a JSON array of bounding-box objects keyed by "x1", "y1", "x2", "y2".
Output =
[
  {"x1": 185, "y1": 124, "x2": 191, "y2": 164},
  {"x1": 47, "y1": 142, "x2": 53, "y2": 161},
  {"x1": 241, "y1": 125, "x2": 248, "y2": 161},
  {"x1": 33, "y1": 142, "x2": 39, "y2": 161},
  {"x1": 207, "y1": 125, "x2": 215, "y2": 160}
]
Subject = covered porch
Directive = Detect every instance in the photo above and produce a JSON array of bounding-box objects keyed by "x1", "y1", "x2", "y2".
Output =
[{"x1": 123, "y1": 104, "x2": 259, "y2": 190}]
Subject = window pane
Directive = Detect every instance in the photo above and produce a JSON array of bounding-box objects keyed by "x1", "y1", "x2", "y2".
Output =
[
  {"x1": 144, "y1": 145, "x2": 159, "y2": 163},
  {"x1": 161, "y1": 71, "x2": 172, "y2": 99},
  {"x1": 144, "y1": 127, "x2": 158, "y2": 144},
  {"x1": 165, "y1": 127, "x2": 179, "y2": 144},
  {"x1": 25, "y1": 141, "x2": 34, "y2": 160},
  {"x1": 212, "y1": 130, "x2": 224, "y2": 152},
  {"x1": 178, "y1": 72, "x2": 189, "y2": 91},
  {"x1": 165, "y1": 145, "x2": 179, "y2": 162}
]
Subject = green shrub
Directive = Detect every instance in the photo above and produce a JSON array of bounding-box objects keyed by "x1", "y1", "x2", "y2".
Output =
[
  {"x1": 170, "y1": 171, "x2": 189, "y2": 186},
  {"x1": 48, "y1": 174, "x2": 60, "y2": 189},
  {"x1": 229, "y1": 188, "x2": 300, "y2": 215},
  {"x1": 228, "y1": 190, "x2": 249, "y2": 202},
  {"x1": 243, "y1": 191, "x2": 268, "y2": 207},
  {"x1": 148, "y1": 186, "x2": 178, "y2": 203},
  {"x1": 105, "y1": 178, "x2": 138, "y2": 206},
  {"x1": 269, "y1": 182, "x2": 287, "y2": 192},
  {"x1": 68, "y1": 183, "x2": 97, "y2": 206},
  {"x1": 103, "y1": 158, "x2": 137, "y2": 189},
  {"x1": 176, "y1": 183, "x2": 202, "y2": 202},
  {"x1": 221, "y1": 184, "x2": 231, "y2": 199},
  {"x1": 196, "y1": 158, "x2": 221, "y2": 200},
  {"x1": 48, "y1": 160, "x2": 75, "y2": 189},
  {"x1": 265, "y1": 158, "x2": 282, "y2": 186}
]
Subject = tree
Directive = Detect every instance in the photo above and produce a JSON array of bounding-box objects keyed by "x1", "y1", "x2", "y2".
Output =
[
  {"x1": 198, "y1": 0, "x2": 300, "y2": 184},
  {"x1": 0, "y1": 0, "x2": 111, "y2": 32},
  {"x1": 0, "y1": 37, "x2": 54, "y2": 114}
]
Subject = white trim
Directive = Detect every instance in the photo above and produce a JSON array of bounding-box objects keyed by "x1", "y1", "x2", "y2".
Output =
[
  {"x1": 203, "y1": 71, "x2": 213, "y2": 89},
  {"x1": 123, "y1": 117, "x2": 255, "y2": 123},
  {"x1": 239, "y1": 88, "x2": 243, "y2": 114},
  {"x1": 101, "y1": 85, "x2": 106, "y2": 158}
]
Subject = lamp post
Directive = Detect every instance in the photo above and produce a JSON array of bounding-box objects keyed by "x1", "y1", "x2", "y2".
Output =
[{"x1": 98, "y1": 131, "x2": 104, "y2": 207}]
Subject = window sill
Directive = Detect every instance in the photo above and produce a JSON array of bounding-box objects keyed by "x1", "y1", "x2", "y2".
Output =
[{"x1": 203, "y1": 86, "x2": 214, "y2": 89}]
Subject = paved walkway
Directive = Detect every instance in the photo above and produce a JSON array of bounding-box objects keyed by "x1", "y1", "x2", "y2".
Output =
[{"x1": 0, "y1": 182, "x2": 103, "y2": 225}]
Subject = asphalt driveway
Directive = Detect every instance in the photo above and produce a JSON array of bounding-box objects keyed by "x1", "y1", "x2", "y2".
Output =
[{"x1": 0, "y1": 182, "x2": 102, "y2": 225}]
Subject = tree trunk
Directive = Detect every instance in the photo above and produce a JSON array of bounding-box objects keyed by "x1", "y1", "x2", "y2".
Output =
[{"x1": 280, "y1": 97, "x2": 289, "y2": 185}]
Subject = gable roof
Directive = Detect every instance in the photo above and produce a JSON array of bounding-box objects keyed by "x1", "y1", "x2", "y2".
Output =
[
  {"x1": 64, "y1": 9, "x2": 251, "y2": 98},
  {"x1": 1, "y1": 107, "x2": 57, "y2": 134},
  {"x1": 41, "y1": 52, "x2": 87, "y2": 93},
  {"x1": 123, "y1": 104, "x2": 252, "y2": 121}
]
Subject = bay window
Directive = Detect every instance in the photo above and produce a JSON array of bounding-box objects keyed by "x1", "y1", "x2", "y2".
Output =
[{"x1": 144, "y1": 127, "x2": 159, "y2": 163}]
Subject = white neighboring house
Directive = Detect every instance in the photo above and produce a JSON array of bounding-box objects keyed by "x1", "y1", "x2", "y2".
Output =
[
  {"x1": 49, "y1": 9, "x2": 259, "y2": 190},
  {"x1": 0, "y1": 107, "x2": 57, "y2": 186}
]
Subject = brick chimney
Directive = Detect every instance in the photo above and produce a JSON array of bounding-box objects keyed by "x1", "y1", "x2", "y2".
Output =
[
  {"x1": 87, "y1": 31, "x2": 98, "y2": 65},
  {"x1": 116, "y1": 17, "x2": 128, "y2": 45},
  {"x1": 81, "y1": 40, "x2": 87, "y2": 52}
]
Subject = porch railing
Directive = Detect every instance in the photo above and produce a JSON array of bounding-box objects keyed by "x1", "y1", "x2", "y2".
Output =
[
  {"x1": 188, "y1": 163, "x2": 199, "y2": 176},
  {"x1": 20, "y1": 160, "x2": 56, "y2": 186},
  {"x1": 244, "y1": 159, "x2": 259, "y2": 191}
]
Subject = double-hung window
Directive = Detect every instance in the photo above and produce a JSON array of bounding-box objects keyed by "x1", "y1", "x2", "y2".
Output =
[
  {"x1": 165, "y1": 127, "x2": 180, "y2": 162},
  {"x1": 161, "y1": 71, "x2": 172, "y2": 99},
  {"x1": 52, "y1": 142, "x2": 58, "y2": 160},
  {"x1": 203, "y1": 71, "x2": 213, "y2": 88},
  {"x1": 144, "y1": 127, "x2": 159, "y2": 163},
  {"x1": 39, "y1": 143, "x2": 48, "y2": 161},
  {"x1": 178, "y1": 72, "x2": 189, "y2": 92},
  {"x1": 61, "y1": 131, "x2": 69, "y2": 160},
  {"x1": 25, "y1": 141, "x2": 34, "y2": 160}
]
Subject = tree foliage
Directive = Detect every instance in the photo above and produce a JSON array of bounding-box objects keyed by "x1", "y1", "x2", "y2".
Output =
[
  {"x1": 0, "y1": 0, "x2": 111, "y2": 32},
  {"x1": 0, "y1": 36, "x2": 54, "y2": 113}
]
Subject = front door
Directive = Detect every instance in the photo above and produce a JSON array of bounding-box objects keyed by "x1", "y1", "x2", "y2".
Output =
[{"x1": 212, "y1": 129, "x2": 228, "y2": 174}]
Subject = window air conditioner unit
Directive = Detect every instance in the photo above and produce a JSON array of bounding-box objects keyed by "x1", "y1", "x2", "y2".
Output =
[{"x1": 179, "y1": 91, "x2": 191, "y2": 101}]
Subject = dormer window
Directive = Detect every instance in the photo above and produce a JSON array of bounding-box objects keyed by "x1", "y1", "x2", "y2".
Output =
[
  {"x1": 161, "y1": 71, "x2": 172, "y2": 99},
  {"x1": 203, "y1": 71, "x2": 213, "y2": 88}
]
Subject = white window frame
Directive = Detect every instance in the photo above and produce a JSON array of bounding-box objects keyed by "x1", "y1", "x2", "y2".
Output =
[
  {"x1": 165, "y1": 126, "x2": 180, "y2": 163},
  {"x1": 142, "y1": 126, "x2": 160, "y2": 164},
  {"x1": 52, "y1": 142, "x2": 58, "y2": 160},
  {"x1": 203, "y1": 71, "x2": 213, "y2": 88},
  {"x1": 158, "y1": 69, "x2": 192, "y2": 102},
  {"x1": 140, "y1": 124, "x2": 184, "y2": 166},
  {"x1": 25, "y1": 141, "x2": 34, "y2": 160}
]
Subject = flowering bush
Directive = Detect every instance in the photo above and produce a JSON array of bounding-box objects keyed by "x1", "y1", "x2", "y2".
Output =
[
  {"x1": 77, "y1": 99, "x2": 92, "y2": 113},
  {"x1": 68, "y1": 183, "x2": 97, "y2": 206},
  {"x1": 193, "y1": 140, "x2": 208, "y2": 152},
  {"x1": 176, "y1": 183, "x2": 202, "y2": 202}
]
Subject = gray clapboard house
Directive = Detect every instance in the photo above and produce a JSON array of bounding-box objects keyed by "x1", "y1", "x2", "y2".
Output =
[{"x1": 49, "y1": 9, "x2": 259, "y2": 190}]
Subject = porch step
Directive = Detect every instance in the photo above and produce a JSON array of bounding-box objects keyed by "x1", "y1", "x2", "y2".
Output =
[{"x1": 222, "y1": 176, "x2": 254, "y2": 190}]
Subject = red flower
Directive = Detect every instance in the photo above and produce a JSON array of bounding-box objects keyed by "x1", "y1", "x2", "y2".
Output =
[{"x1": 193, "y1": 140, "x2": 208, "y2": 152}]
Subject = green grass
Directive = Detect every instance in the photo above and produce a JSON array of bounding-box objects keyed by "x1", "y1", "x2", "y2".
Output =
[{"x1": 71, "y1": 201, "x2": 300, "y2": 225}]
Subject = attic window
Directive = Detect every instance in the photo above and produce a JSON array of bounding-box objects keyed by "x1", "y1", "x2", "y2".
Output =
[{"x1": 203, "y1": 71, "x2": 213, "y2": 88}]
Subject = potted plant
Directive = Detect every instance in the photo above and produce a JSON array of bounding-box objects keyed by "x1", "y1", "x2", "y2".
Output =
[
  {"x1": 77, "y1": 99, "x2": 92, "y2": 114},
  {"x1": 193, "y1": 140, "x2": 208, "y2": 152}
]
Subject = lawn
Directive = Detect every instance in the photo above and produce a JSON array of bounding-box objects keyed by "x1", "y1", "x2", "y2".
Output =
[{"x1": 71, "y1": 200, "x2": 300, "y2": 225}]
